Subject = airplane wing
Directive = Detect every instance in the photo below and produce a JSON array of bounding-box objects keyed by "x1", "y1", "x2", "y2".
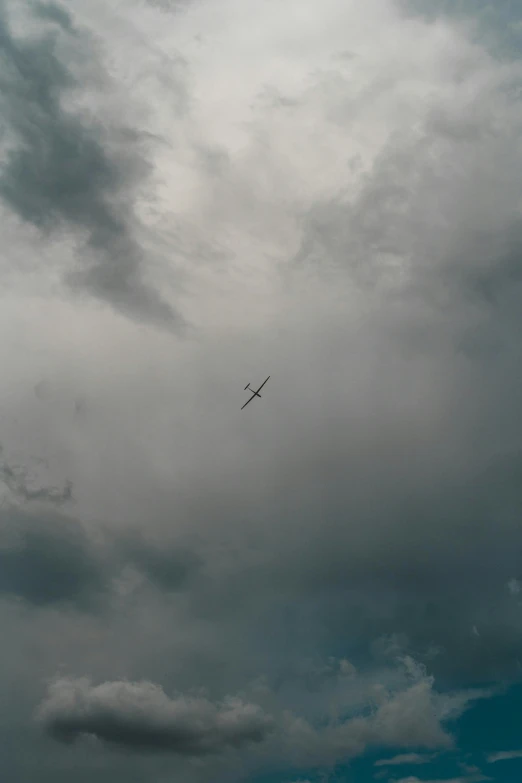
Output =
[
  {"x1": 255, "y1": 376, "x2": 270, "y2": 394},
  {"x1": 241, "y1": 392, "x2": 258, "y2": 410}
]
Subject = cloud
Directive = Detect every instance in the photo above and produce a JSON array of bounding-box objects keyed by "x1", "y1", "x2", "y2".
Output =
[
  {"x1": 116, "y1": 531, "x2": 202, "y2": 593},
  {"x1": 393, "y1": 777, "x2": 492, "y2": 783},
  {"x1": 402, "y1": 0, "x2": 522, "y2": 61},
  {"x1": 33, "y1": 0, "x2": 75, "y2": 32},
  {"x1": 36, "y1": 676, "x2": 275, "y2": 754},
  {"x1": 1, "y1": 453, "x2": 73, "y2": 504},
  {"x1": 375, "y1": 753, "x2": 436, "y2": 766},
  {"x1": 487, "y1": 749, "x2": 522, "y2": 763},
  {"x1": 0, "y1": 497, "x2": 203, "y2": 608},
  {"x1": 0, "y1": 0, "x2": 183, "y2": 328},
  {"x1": 2, "y1": 0, "x2": 522, "y2": 780},
  {"x1": 369, "y1": 680, "x2": 453, "y2": 750},
  {"x1": 0, "y1": 505, "x2": 109, "y2": 607},
  {"x1": 283, "y1": 668, "x2": 488, "y2": 768},
  {"x1": 36, "y1": 664, "x2": 469, "y2": 764}
]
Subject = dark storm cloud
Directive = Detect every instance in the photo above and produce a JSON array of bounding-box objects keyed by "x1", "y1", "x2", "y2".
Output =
[
  {"x1": 0, "y1": 506, "x2": 109, "y2": 607},
  {"x1": 36, "y1": 677, "x2": 275, "y2": 755},
  {"x1": 0, "y1": 1, "x2": 183, "y2": 329}
]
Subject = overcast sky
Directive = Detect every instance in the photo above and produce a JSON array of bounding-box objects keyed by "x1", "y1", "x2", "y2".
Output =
[{"x1": 1, "y1": 1, "x2": 522, "y2": 782}]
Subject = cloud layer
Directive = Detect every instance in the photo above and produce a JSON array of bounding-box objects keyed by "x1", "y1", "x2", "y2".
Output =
[{"x1": 1, "y1": 0, "x2": 522, "y2": 781}]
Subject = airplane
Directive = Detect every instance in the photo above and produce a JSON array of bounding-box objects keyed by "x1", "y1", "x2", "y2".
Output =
[{"x1": 241, "y1": 376, "x2": 270, "y2": 410}]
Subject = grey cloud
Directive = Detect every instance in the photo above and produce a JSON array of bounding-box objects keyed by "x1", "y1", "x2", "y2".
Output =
[
  {"x1": 0, "y1": 433, "x2": 205, "y2": 605},
  {"x1": 2, "y1": 0, "x2": 522, "y2": 780},
  {"x1": 146, "y1": 0, "x2": 192, "y2": 12},
  {"x1": 0, "y1": 1, "x2": 183, "y2": 329},
  {"x1": 262, "y1": 72, "x2": 522, "y2": 681},
  {"x1": 36, "y1": 677, "x2": 275, "y2": 755},
  {"x1": 1, "y1": 457, "x2": 73, "y2": 504},
  {"x1": 0, "y1": 506, "x2": 109, "y2": 607},
  {"x1": 33, "y1": 1, "x2": 75, "y2": 32},
  {"x1": 0, "y1": 501, "x2": 202, "y2": 607},
  {"x1": 370, "y1": 680, "x2": 453, "y2": 750},
  {"x1": 178, "y1": 446, "x2": 522, "y2": 686},
  {"x1": 444, "y1": 217, "x2": 522, "y2": 316},
  {"x1": 119, "y1": 532, "x2": 202, "y2": 593},
  {"x1": 36, "y1": 666, "x2": 467, "y2": 765}
]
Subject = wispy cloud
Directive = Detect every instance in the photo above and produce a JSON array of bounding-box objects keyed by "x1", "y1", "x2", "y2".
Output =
[
  {"x1": 375, "y1": 752, "x2": 436, "y2": 766},
  {"x1": 487, "y1": 749, "x2": 522, "y2": 763},
  {"x1": 394, "y1": 775, "x2": 491, "y2": 783}
]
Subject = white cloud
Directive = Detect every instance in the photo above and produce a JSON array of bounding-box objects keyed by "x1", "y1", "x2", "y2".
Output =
[
  {"x1": 375, "y1": 752, "x2": 436, "y2": 766},
  {"x1": 487, "y1": 749, "x2": 522, "y2": 763},
  {"x1": 394, "y1": 776, "x2": 491, "y2": 783}
]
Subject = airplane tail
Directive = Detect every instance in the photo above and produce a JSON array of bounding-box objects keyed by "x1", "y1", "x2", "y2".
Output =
[{"x1": 244, "y1": 383, "x2": 250, "y2": 390}]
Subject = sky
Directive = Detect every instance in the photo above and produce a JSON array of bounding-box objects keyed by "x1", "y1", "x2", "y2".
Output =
[{"x1": 1, "y1": 0, "x2": 522, "y2": 781}]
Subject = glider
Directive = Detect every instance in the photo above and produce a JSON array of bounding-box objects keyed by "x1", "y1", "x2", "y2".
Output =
[{"x1": 241, "y1": 376, "x2": 270, "y2": 410}]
